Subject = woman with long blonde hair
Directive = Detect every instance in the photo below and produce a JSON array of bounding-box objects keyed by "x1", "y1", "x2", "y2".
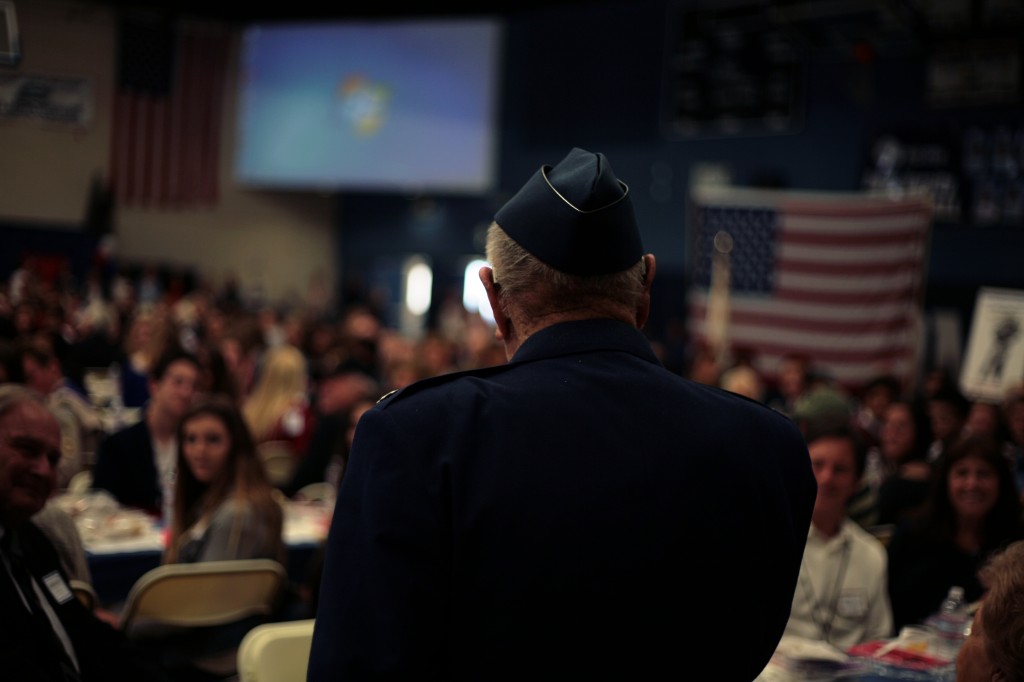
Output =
[
  {"x1": 164, "y1": 396, "x2": 283, "y2": 564},
  {"x1": 242, "y1": 344, "x2": 315, "y2": 458}
]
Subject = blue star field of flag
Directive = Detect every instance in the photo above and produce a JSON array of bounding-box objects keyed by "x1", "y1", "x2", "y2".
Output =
[
  {"x1": 694, "y1": 206, "x2": 777, "y2": 293},
  {"x1": 117, "y1": 16, "x2": 176, "y2": 95}
]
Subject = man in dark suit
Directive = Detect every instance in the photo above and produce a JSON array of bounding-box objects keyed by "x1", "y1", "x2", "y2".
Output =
[
  {"x1": 309, "y1": 148, "x2": 817, "y2": 680},
  {"x1": 92, "y1": 349, "x2": 201, "y2": 519},
  {"x1": 0, "y1": 384, "x2": 168, "y2": 681}
]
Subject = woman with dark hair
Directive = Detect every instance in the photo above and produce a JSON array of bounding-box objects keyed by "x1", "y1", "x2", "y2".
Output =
[
  {"x1": 849, "y1": 400, "x2": 933, "y2": 527},
  {"x1": 164, "y1": 397, "x2": 283, "y2": 564},
  {"x1": 876, "y1": 401, "x2": 936, "y2": 526},
  {"x1": 887, "y1": 435, "x2": 1023, "y2": 630},
  {"x1": 194, "y1": 342, "x2": 240, "y2": 405}
]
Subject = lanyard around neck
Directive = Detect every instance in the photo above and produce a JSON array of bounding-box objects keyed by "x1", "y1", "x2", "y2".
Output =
[{"x1": 799, "y1": 535, "x2": 852, "y2": 645}]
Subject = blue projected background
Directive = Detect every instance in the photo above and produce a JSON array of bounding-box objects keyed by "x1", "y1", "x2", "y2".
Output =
[{"x1": 235, "y1": 19, "x2": 501, "y2": 193}]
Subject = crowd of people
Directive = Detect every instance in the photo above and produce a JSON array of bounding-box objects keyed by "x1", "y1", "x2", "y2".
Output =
[
  {"x1": 731, "y1": 350, "x2": 1024, "y2": 659},
  {"x1": 0, "y1": 253, "x2": 513, "y2": 503},
  {"x1": 0, "y1": 255, "x2": 519, "y2": 680},
  {"x1": 2, "y1": 150, "x2": 1024, "y2": 680}
]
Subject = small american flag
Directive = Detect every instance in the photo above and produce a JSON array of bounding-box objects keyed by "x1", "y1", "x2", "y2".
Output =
[
  {"x1": 687, "y1": 187, "x2": 932, "y2": 391},
  {"x1": 109, "y1": 17, "x2": 229, "y2": 208}
]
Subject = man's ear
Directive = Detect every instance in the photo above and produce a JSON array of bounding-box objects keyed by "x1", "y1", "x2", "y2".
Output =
[
  {"x1": 479, "y1": 266, "x2": 509, "y2": 341},
  {"x1": 635, "y1": 253, "x2": 656, "y2": 329}
]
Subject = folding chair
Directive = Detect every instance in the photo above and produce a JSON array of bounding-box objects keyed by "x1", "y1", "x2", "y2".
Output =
[
  {"x1": 70, "y1": 579, "x2": 97, "y2": 611},
  {"x1": 236, "y1": 619, "x2": 316, "y2": 682},
  {"x1": 120, "y1": 559, "x2": 287, "y2": 677},
  {"x1": 293, "y1": 482, "x2": 335, "y2": 504},
  {"x1": 258, "y1": 441, "x2": 297, "y2": 487}
]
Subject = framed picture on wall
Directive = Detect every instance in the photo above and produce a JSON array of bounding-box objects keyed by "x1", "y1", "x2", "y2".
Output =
[{"x1": 0, "y1": 1, "x2": 20, "y2": 66}]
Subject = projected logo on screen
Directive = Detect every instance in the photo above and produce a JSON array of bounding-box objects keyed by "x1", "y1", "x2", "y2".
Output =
[{"x1": 336, "y1": 74, "x2": 390, "y2": 136}]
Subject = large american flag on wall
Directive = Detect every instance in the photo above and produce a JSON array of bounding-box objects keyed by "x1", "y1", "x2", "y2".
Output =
[
  {"x1": 687, "y1": 187, "x2": 932, "y2": 391},
  {"x1": 109, "y1": 17, "x2": 229, "y2": 208}
]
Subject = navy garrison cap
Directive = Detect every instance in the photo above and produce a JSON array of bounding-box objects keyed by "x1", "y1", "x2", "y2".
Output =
[{"x1": 494, "y1": 147, "x2": 642, "y2": 276}]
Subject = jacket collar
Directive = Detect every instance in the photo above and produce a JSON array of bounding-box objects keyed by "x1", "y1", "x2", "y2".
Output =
[{"x1": 510, "y1": 318, "x2": 660, "y2": 366}]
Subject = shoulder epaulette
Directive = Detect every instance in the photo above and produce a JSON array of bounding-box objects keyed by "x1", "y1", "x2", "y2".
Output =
[{"x1": 375, "y1": 363, "x2": 515, "y2": 410}]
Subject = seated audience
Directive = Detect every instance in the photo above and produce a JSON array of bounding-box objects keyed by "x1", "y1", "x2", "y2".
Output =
[
  {"x1": 419, "y1": 332, "x2": 458, "y2": 378},
  {"x1": 956, "y1": 539, "x2": 1024, "y2": 682},
  {"x1": 20, "y1": 335, "x2": 103, "y2": 487},
  {"x1": 791, "y1": 383, "x2": 854, "y2": 436},
  {"x1": 164, "y1": 397, "x2": 283, "y2": 564},
  {"x1": 294, "y1": 395, "x2": 375, "y2": 620},
  {"x1": 217, "y1": 318, "x2": 263, "y2": 400},
  {"x1": 865, "y1": 401, "x2": 934, "y2": 527},
  {"x1": 963, "y1": 400, "x2": 1006, "y2": 440},
  {"x1": 32, "y1": 501, "x2": 91, "y2": 584},
  {"x1": 92, "y1": 349, "x2": 201, "y2": 519},
  {"x1": 117, "y1": 307, "x2": 175, "y2": 408},
  {"x1": 719, "y1": 363, "x2": 765, "y2": 402},
  {"x1": 854, "y1": 374, "x2": 900, "y2": 449},
  {"x1": 0, "y1": 384, "x2": 170, "y2": 681},
  {"x1": 683, "y1": 339, "x2": 721, "y2": 387},
  {"x1": 919, "y1": 367, "x2": 955, "y2": 402},
  {"x1": 139, "y1": 399, "x2": 284, "y2": 681},
  {"x1": 242, "y1": 344, "x2": 315, "y2": 459},
  {"x1": 887, "y1": 435, "x2": 1023, "y2": 630},
  {"x1": 196, "y1": 343, "x2": 240, "y2": 404},
  {"x1": 784, "y1": 425, "x2": 892, "y2": 649},
  {"x1": 926, "y1": 386, "x2": 971, "y2": 463},
  {"x1": 68, "y1": 283, "x2": 121, "y2": 373},
  {"x1": 765, "y1": 352, "x2": 813, "y2": 417},
  {"x1": 282, "y1": 361, "x2": 377, "y2": 497}
]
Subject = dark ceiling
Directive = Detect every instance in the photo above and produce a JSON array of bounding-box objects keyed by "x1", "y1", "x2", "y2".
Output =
[
  {"x1": 87, "y1": 0, "x2": 602, "y2": 23},
  {"x1": 81, "y1": 0, "x2": 1024, "y2": 42}
]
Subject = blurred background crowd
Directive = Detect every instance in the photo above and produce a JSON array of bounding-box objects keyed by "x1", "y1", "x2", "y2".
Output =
[{"x1": 4, "y1": 251, "x2": 1024, "y2": 644}]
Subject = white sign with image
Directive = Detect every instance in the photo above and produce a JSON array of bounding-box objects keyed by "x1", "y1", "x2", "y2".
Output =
[{"x1": 960, "y1": 287, "x2": 1024, "y2": 401}]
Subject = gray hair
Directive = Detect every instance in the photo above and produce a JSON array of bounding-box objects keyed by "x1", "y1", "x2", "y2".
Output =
[
  {"x1": 485, "y1": 223, "x2": 646, "y2": 319},
  {"x1": 0, "y1": 384, "x2": 47, "y2": 420}
]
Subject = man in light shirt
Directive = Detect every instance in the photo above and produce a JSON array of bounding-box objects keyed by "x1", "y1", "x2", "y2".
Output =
[{"x1": 785, "y1": 425, "x2": 893, "y2": 649}]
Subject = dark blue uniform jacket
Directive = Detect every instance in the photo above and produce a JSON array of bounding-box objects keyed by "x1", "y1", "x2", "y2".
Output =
[{"x1": 309, "y1": 318, "x2": 816, "y2": 680}]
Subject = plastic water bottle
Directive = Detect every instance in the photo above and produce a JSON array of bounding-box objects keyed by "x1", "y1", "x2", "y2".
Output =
[{"x1": 929, "y1": 586, "x2": 970, "y2": 661}]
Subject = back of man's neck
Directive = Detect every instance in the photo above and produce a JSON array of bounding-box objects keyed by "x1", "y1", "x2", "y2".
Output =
[
  {"x1": 520, "y1": 307, "x2": 634, "y2": 337},
  {"x1": 505, "y1": 312, "x2": 635, "y2": 360}
]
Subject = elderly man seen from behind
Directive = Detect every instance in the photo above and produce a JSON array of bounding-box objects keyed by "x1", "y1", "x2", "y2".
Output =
[{"x1": 308, "y1": 147, "x2": 817, "y2": 680}]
